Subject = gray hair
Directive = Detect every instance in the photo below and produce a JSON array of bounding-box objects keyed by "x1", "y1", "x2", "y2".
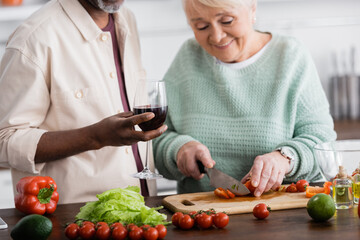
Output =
[{"x1": 182, "y1": 0, "x2": 257, "y2": 10}]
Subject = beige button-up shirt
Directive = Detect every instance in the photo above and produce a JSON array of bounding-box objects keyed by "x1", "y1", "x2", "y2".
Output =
[{"x1": 0, "y1": 0, "x2": 156, "y2": 204}]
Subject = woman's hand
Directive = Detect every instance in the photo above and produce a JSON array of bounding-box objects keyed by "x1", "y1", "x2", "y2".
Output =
[
  {"x1": 241, "y1": 151, "x2": 290, "y2": 197},
  {"x1": 176, "y1": 141, "x2": 216, "y2": 180}
]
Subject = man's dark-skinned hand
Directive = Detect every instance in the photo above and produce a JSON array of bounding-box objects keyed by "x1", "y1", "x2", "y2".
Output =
[{"x1": 35, "y1": 111, "x2": 167, "y2": 163}]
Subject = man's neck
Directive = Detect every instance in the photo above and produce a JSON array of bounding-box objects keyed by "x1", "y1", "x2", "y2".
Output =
[{"x1": 78, "y1": 0, "x2": 109, "y2": 29}]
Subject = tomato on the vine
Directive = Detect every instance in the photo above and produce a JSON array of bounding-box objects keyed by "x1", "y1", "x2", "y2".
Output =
[
  {"x1": 65, "y1": 223, "x2": 79, "y2": 240},
  {"x1": 296, "y1": 179, "x2": 309, "y2": 192},
  {"x1": 171, "y1": 212, "x2": 184, "y2": 227},
  {"x1": 82, "y1": 221, "x2": 95, "y2": 227},
  {"x1": 213, "y1": 212, "x2": 229, "y2": 228},
  {"x1": 143, "y1": 227, "x2": 159, "y2": 240},
  {"x1": 128, "y1": 226, "x2": 143, "y2": 240},
  {"x1": 111, "y1": 226, "x2": 128, "y2": 240},
  {"x1": 253, "y1": 203, "x2": 270, "y2": 220},
  {"x1": 79, "y1": 223, "x2": 96, "y2": 240},
  {"x1": 178, "y1": 214, "x2": 195, "y2": 229},
  {"x1": 96, "y1": 222, "x2": 108, "y2": 228},
  {"x1": 155, "y1": 224, "x2": 167, "y2": 239},
  {"x1": 95, "y1": 225, "x2": 111, "y2": 240},
  {"x1": 110, "y1": 222, "x2": 123, "y2": 229},
  {"x1": 196, "y1": 213, "x2": 213, "y2": 229}
]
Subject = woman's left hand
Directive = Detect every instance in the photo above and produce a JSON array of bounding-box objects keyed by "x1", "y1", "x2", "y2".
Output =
[{"x1": 241, "y1": 151, "x2": 291, "y2": 197}]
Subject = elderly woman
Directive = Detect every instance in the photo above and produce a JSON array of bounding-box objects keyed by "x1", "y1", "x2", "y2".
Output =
[{"x1": 153, "y1": 0, "x2": 336, "y2": 197}]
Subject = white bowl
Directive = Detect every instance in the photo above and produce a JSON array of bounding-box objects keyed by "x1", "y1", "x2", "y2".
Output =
[{"x1": 313, "y1": 140, "x2": 360, "y2": 181}]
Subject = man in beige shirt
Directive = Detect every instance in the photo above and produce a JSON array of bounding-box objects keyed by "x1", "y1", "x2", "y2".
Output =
[{"x1": 0, "y1": 0, "x2": 167, "y2": 204}]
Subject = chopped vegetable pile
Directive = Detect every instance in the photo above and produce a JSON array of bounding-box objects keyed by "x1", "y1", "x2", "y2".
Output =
[{"x1": 75, "y1": 186, "x2": 169, "y2": 226}]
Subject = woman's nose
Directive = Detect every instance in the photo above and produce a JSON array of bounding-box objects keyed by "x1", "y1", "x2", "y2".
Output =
[{"x1": 209, "y1": 25, "x2": 226, "y2": 43}]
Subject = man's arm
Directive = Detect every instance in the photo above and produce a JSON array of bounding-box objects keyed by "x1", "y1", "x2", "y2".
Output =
[{"x1": 35, "y1": 111, "x2": 167, "y2": 163}]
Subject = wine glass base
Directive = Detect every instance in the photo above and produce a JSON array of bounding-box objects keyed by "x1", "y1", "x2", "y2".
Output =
[{"x1": 131, "y1": 170, "x2": 163, "y2": 180}]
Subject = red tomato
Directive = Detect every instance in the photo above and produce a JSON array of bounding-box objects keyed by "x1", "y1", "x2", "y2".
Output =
[
  {"x1": 64, "y1": 223, "x2": 79, "y2": 240},
  {"x1": 95, "y1": 225, "x2": 111, "y2": 240},
  {"x1": 171, "y1": 212, "x2": 184, "y2": 227},
  {"x1": 244, "y1": 180, "x2": 257, "y2": 195},
  {"x1": 111, "y1": 226, "x2": 128, "y2": 240},
  {"x1": 96, "y1": 222, "x2": 108, "y2": 228},
  {"x1": 155, "y1": 224, "x2": 167, "y2": 239},
  {"x1": 214, "y1": 187, "x2": 230, "y2": 199},
  {"x1": 110, "y1": 222, "x2": 124, "y2": 229},
  {"x1": 213, "y1": 212, "x2": 229, "y2": 228},
  {"x1": 143, "y1": 227, "x2": 159, "y2": 240},
  {"x1": 226, "y1": 189, "x2": 235, "y2": 199},
  {"x1": 79, "y1": 224, "x2": 96, "y2": 240},
  {"x1": 296, "y1": 179, "x2": 309, "y2": 192},
  {"x1": 82, "y1": 221, "x2": 95, "y2": 227},
  {"x1": 140, "y1": 224, "x2": 151, "y2": 230},
  {"x1": 253, "y1": 203, "x2": 270, "y2": 220},
  {"x1": 196, "y1": 213, "x2": 213, "y2": 229},
  {"x1": 178, "y1": 214, "x2": 195, "y2": 230},
  {"x1": 128, "y1": 226, "x2": 143, "y2": 240},
  {"x1": 286, "y1": 183, "x2": 298, "y2": 193},
  {"x1": 127, "y1": 223, "x2": 138, "y2": 231}
]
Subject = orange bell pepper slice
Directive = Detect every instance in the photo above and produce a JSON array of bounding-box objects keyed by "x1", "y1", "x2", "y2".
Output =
[{"x1": 305, "y1": 181, "x2": 332, "y2": 198}]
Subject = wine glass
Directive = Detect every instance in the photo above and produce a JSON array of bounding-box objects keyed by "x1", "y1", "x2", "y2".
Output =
[{"x1": 132, "y1": 79, "x2": 168, "y2": 179}]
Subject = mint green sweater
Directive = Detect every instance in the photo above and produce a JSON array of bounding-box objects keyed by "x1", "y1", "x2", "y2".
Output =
[{"x1": 153, "y1": 33, "x2": 336, "y2": 194}]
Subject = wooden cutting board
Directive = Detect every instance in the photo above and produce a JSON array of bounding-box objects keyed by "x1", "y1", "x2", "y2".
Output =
[{"x1": 162, "y1": 191, "x2": 309, "y2": 215}]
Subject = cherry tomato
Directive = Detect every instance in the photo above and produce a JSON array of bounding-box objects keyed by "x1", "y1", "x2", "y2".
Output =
[
  {"x1": 95, "y1": 225, "x2": 111, "y2": 240},
  {"x1": 171, "y1": 212, "x2": 184, "y2": 227},
  {"x1": 140, "y1": 224, "x2": 151, "y2": 230},
  {"x1": 244, "y1": 180, "x2": 257, "y2": 195},
  {"x1": 82, "y1": 221, "x2": 95, "y2": 227},
  {"x1": 127, "y1": 223, "x2": 138, "y2": 231},
  {"x1": 296, "y1": 179, "x2": 309, "y2": 192},
  {"x1": 79, "y1": 223, "x2": 96, "y2": 240},
  {"x1": 178, "y1": 214, "x2": 195, "y2": 230},
  {"x1": 143, "y1": 227, "x2": 159, "y2": 240},
  {"x1": 213, "y1": 212, "x2": 229, "y2": 228},
  {"x1": 110, "y1": 222, "x2": 124, "y2": 229},
  {"x1": 196, "y1": 213, "x2": 213, "y2": 229},
  {"x1": 226, "y1": 189, "x2": 235, "y2": 199},
  {"x1": 128, "y1": 226, "x2": 143, "y2": 240},
  {"x1": 96, "y1": 222, "x2": 108, "y2": 228},
  {"x1": 155, "y1": 224, "x2": 167, "y2": 239},
  {"x1": 286, "y1": 183, "x2": 298, "y2": 193},
  {"x1": 253, "y1": 203, "x2": 270, "y2": 220},
  {"x1": 214, "y1": 187, "x2": 230, "y2": 199},
  {"x1": 111, "y1": 226, "x2": 128, "y2": 240},
  {"x1": 65, "y1": 223, "x2": 79, "y2": 240}
]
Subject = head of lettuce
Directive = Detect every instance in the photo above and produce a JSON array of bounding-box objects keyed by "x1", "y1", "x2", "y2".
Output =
[{"x1": 75, "y1": 186, "x2": 169, "y2": 225}]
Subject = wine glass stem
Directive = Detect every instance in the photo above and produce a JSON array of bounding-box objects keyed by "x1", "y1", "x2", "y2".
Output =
[{"x1": 144, "y1": 140, "x2": 150, "y2": 171}]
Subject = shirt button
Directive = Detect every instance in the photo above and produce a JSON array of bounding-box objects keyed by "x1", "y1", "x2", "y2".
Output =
[
  {"x1": 75, "y1": 90, "x2": 83, "y2": 99},
  {"x1": 101, "y1": 34, "x2": 108, "y2": 41},
  {"x1": 125, "y1": 147, "x2": 130, "y2": 154},
  {"x1": 110, "y1": 72, "x2": 116, "y2": 79},
  {"x1": 117, "y1": 110, "x2": 121, "y2": 113}
]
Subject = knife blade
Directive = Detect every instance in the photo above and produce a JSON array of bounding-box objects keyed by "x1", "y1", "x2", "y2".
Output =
[{"x1": 197, "y1": 161, "x2": 250, "y2": 196}]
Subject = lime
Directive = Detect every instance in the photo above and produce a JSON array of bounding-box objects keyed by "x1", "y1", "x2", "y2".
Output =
[
  {"x1": 11, "y1": 214, "x2": 52, "y2": 240},
  {"x1": 306, "y1": 193, "x2": 336, "y2": 222}
]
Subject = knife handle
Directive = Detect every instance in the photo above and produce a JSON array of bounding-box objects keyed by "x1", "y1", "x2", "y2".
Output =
[{"x1": 196, "y1": 161, "x2": 206, "y2": 174}]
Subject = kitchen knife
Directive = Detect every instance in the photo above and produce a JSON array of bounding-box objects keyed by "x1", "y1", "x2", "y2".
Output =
[{"x1": 197, "y1": 161, "x2": 250, "y2": 196}]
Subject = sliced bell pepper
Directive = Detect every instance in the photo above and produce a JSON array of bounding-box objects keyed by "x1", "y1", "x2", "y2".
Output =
[
  {"x1": 14, "y1": 176, "x2": 59, "y2": 215},
  {"x1": 305, "y1": 181, "x2": 332, "y2": 198}
]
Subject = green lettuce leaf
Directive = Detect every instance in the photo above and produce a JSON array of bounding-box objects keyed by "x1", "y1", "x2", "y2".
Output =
[{"x1": 75, "y1": 186, "x2": 169, "y2": 226}]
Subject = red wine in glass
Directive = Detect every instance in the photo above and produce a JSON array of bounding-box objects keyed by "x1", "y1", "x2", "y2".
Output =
[
  {"x1": 132, "y1": 79, "x2": 167, "y2": 179},
  {"x1": 133, "y1": 105, "x2": 168, "y2": 131}
]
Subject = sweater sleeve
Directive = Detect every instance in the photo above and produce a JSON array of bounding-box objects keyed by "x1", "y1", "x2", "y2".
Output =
[
  {"x1": 276, "y1": 46, "x2": 336, "y2": 182},
  {"x1": 153, "y1": 112, "x2": 198, "y2": 181}
]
